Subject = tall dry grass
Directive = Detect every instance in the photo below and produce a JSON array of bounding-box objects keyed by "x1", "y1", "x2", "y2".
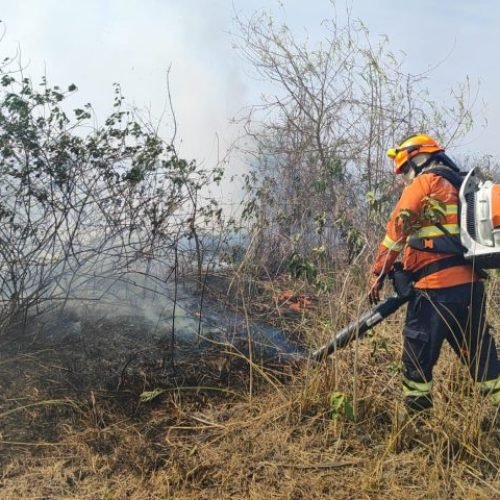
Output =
[{"x1": 0, "y1": 270, "x2": 499, "y2": 499}]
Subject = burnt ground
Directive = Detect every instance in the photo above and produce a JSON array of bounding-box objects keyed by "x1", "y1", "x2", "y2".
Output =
[
  {"x1": 0, "y1": 288, "x2": 306, "y2": 498},
  {"x1": 0, "y1": 307, "x2": 282, "y2": 440}
]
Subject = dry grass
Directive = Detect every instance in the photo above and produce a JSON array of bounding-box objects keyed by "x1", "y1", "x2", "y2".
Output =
[{"x1": 1, "y1": 273, "x2": 499, "y2": 499}]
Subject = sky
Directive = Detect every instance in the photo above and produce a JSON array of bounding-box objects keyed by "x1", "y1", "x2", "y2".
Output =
[{"x1": 1, "y1": 0, "x2": 500, "y2": 200}]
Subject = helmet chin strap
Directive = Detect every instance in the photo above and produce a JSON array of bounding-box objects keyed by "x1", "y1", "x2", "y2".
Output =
[
  {"x1": 401, "y1": 152, "x2": 450, "y2": 185},
  {"x1": 402, "y1": 166, "x2": 416, "y2": 185},
  {"x1": 401, "y1": 156, "x2": 424, "y2": 185},
  {"x1": 406, "y1": 152, "x2": 433, "y2": 178}
]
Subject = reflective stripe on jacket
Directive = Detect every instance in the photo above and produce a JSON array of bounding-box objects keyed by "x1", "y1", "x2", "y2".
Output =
[{"x1": 371, "y1": 167, "x2": 477, "y2": 289}]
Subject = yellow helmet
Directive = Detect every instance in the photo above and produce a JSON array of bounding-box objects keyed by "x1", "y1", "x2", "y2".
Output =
[{"x1": 387, "y1": 134, "x2": 443, "y2": 174}]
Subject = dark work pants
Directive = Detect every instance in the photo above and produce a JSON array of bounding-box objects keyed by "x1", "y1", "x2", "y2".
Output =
[{"x1": 402, "y1": 282, "x2": 500, "y2": 410}]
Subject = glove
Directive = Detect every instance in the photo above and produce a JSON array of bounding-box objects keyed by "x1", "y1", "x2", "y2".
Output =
[{"x1": 368, "y1": 273, "x2": 384, "y2": 305}]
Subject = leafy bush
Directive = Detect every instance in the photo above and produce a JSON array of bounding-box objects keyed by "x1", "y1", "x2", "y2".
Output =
[{"x1": 0, "y1": 65, "x2": 225, "y2": 328}]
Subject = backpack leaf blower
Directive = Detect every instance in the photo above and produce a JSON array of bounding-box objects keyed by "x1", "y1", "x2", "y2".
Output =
[{"x1": 311, "y1": 165, "x2": 500, "y2": 362}]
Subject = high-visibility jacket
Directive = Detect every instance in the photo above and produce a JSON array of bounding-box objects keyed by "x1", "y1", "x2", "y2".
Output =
[{"x1": 371, "y1": 168, "x2": 477, "y2": 289}]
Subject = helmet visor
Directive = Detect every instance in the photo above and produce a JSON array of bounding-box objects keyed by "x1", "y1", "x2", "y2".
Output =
[{"x1": 386, "y1": 145, "x2": 420, "y2": 173}]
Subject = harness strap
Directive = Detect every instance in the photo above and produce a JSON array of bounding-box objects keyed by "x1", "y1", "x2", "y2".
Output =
[
  {"x1": 432, "y1": 221, "x2": 468, "y2": 253},
  {"x1": 424, "y1": 166, "x2": 464, "y2": 189},
  {"x1": 412, "y1": 255, "x2": 469, "y2": 282},
  {"x1": 409, "y1": 166, "x2": 475, "y2": 281}
]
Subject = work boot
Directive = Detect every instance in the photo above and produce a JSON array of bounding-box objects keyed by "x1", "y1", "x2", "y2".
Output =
[{"x1": 405, "y1": 394, "x2": 433, "y2": 412}]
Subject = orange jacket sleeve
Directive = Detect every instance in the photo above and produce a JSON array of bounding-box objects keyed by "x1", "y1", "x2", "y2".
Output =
[{"x1": 371, "y1": 175, "x2": 431, "y2": 276}]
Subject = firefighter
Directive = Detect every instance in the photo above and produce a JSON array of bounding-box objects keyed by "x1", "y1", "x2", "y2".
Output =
[{"x1": 368, "y1": 133, "x2": 500, "y2": 411}]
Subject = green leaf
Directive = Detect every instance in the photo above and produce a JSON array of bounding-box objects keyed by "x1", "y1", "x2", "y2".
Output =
[
  {"x1": 329, "y1": 391, "x2": 355, "y2": 421},
  {"x1": 314, "y1": 178, "x2": 326, "y2": 193},
  {"x1": 139, "y1": 388, "x2": 167, "y2": 403}
]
